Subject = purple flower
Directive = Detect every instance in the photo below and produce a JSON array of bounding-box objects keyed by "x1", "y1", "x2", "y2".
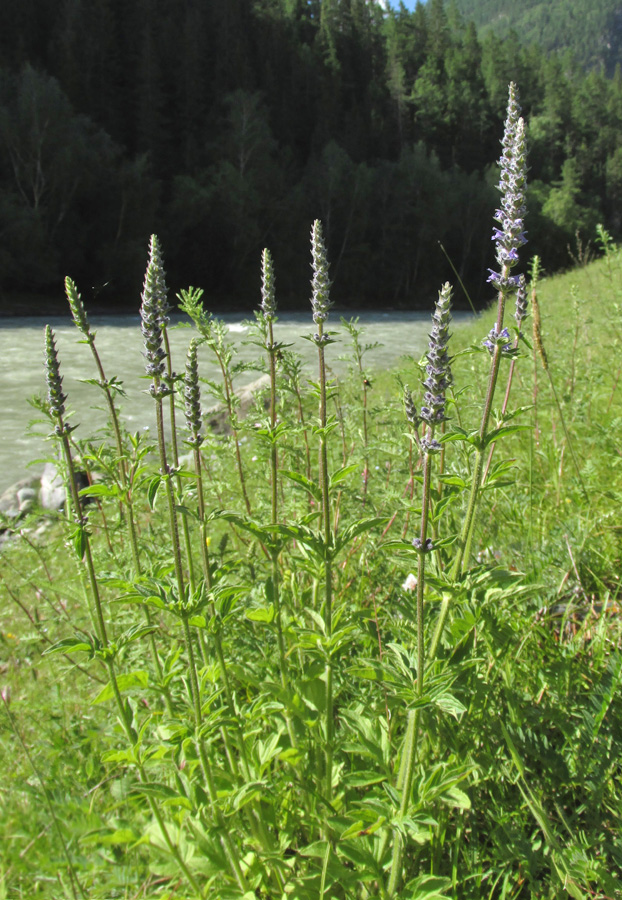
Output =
[
  {"x1": 261, "y1": 248, "x2": 277, "y2": 320},
  {"x1": 514, "y1": 274, "x2": 528, "y2": 328},
  {"x1": 488, "y1": 84, "x2": 527, "y2": 293},
  {"x1": 483, "y1": 325, "x2": 512, "y2": 355},
  {"x1": 413, "y1": 537, "x2": 434, "y2": 552},
  {"x1": 310, "y1": 220, "x2": 332, "y2": 325},
  {"x1": 420, "y1": 282, "x2": 452, "y2": 429},
  {"x1": 404, "y1": 385, "x2": 420, "y2": 427},
  {"x1": 140, "y1": 235, "x2": 171, "y2": 398},
  {"x1": 184, "y1": 338, "x2": 203, "y2": 447}
]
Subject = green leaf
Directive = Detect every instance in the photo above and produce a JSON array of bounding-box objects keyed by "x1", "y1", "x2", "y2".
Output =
[
  {"x1": 438, "y1": 474, "x2": 467, "y2": 488},
  {"x1": 403, "y1": 874, "x2": 452, "y2": 899},
  {"x1": 484, "y1": 423, "x2": 531, "y2": 445},
  {"x1": 231, "y1": 781, "x2": 266, "y2": 811},
  {"x1": 82, "y1": 828, "x2": 138, "y2": 846},
  {"x1": 343, "y1": 772, "x2": 387, "y2": 788},
  {"x1": 432, "y1": 692, "x2": 466, "y2": 719},
  {"x1": 120, "y1": 624, "x2": 158, "y2": 647},
  {"x1": 300, "y1": 840, "x2": 330, "y2": 858},
  {"x1": 130, "y1": 782, "x2": 180, "y2": 800},
  {"x1": 80, "y1": 828, "x2": 130, "y2": 846},
  {"x1": 337, "y1": 841, "x2": 380, "y2": 873},
  {"x1": 92, "y1": 670, "x2": 149, "y2": 704},
  {"x1": 329, "y1": 463, "x2": 359, "y2": 488},
  {"x1": 246, "y1": 605, "x2": 275, "y2": 624},
  {"x1": 43, "y1": 636, "x2": 93, "y2": 656},
  {"x1": 440, "y1": 786, "x2": 471, "y2": 809},
  {"x1": 71, "y1": 526, "x2": 87, "y2": 559},
  {"x1": 218, "y1": 511, "x2": 278, "y2": 546},
  {"x1": 337, "y1": 820, "x2": 365, "y2": 841},
  {"x1": 147, "y1": 475, "x2": 161, "y2": 510},
  {"x1": 271, "y1": 523, "x2": 324, "y2": 559},
  {"x1": 334, "y1": 517, "x2": 389, "y2": 555},
  {"x1": 281, "y1": 469, "x2": 322, "y2": 502},
  {"x1": 78, "y1": 482, "x2": 119, "y2": 499}
]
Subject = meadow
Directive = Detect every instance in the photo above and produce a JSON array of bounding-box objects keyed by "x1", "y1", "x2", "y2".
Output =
[{"x1": 1, "y1": 88, "x2": 622, "y2": 900}]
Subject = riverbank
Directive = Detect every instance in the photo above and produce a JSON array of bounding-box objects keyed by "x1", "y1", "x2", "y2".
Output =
[{"x1": 0, "y1": 309, "x2": 469, "y2": 494}]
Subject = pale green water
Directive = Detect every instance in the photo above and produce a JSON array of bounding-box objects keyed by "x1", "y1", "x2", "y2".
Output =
[{"x1": 0, "y1": 310, "x2": 469, "y2": 494}]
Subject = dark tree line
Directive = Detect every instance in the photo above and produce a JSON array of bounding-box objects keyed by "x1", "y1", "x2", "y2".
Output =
[{"x1": 1, "y1": 0, "x2": 621, "y2": 312}]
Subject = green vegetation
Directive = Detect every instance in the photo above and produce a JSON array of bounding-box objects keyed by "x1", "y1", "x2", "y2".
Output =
[
  {"x1": 3, "y1": 0, "x2": 622, "y2": 309},
  {"x1": 449, "y1": 0, "x2": 622, "y2": 75},
  {"x1": 2, "y1": 199, "x2": 622, "y2": 897}
]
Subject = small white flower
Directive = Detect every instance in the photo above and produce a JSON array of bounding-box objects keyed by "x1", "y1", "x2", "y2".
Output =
[{"x1": 402, "y1": 573, "x2": 417, "y2": 592}]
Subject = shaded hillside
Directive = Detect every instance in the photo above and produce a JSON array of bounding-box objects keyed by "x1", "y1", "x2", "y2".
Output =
[
  {"x1": 449, "y1": 0, "x2": 622, "y2": 75},
  {"x1": 2, "y1": 0, "x2": 622, "y2": 312}
]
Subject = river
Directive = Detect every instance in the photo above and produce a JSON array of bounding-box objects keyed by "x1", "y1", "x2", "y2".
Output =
[{"x1": 0, "y1": 309, "x2": 470, "y2": 495}]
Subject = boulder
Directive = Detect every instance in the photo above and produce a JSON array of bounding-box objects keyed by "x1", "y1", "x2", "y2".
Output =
[
  {"x1": 39, "y1": 462, "x2": 66, "y2": 512},
  {"x1": 206, "y1": 374, "x2": 270, "y2": 435},
  {"x1": 0, "y1": 477, "x2": 40, "y2": 519}
]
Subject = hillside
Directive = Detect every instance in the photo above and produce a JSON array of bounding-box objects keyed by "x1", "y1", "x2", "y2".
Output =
[{"x1": 449, "y1": 0, "x2": 622, "y2": 75}]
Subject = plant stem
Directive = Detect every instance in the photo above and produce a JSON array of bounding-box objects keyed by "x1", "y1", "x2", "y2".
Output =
[
  {"x1": 452, "y1": 290, "x2": 506, "y2": 579},
  {"x1": 387, "y1": 448, "x2": 432, "y2": 895},
  {"x1": 55, "y1": 410, "x2": 203, "y2": 897},
  {"x1": 316, "y1": 319, "x2": 334, "y2": 807}
]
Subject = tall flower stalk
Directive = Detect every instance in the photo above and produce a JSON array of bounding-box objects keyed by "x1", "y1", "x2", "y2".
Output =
[
  {"x1": 482, "y1": 273, "x2": 528, "y2": 482},
  {"x1": 260, "y1": 249, "x2": 290, "y2": 699},
  {"x1": 44, "y1": 325, "x2": 204, "y2": 898},
  {"x1": 388, "y1": 283, "x2": 453, "y2": 896},
  {"x1": 141, "y1": 239, "x2": 247, "y2": 892},
  {"x1": 183, "y1": 338, "x2": 284, "y2": 891},
  {"x1": 148, "y1": 236, "x2": 197, "y2": 591},
  {"x1": 177, "y1": 287, "x2": 253, "y2": 515},
  {"x1": 65, "y1": 277, "x2": 135, "y2": 547},
  {"x1": 452, "y1": 82, "x2": 527, "y2": 578},
  {"x1": 310, "y1": 220, "x2": 335, "y2": 803},
  {"x1": 64, "y1": 277, "x2": 171, "y2": 695}
]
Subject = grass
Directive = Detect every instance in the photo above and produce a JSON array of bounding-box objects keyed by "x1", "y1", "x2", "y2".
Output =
[{"x1": 1, "y1": 228, "x2": 622, "y2": 900}]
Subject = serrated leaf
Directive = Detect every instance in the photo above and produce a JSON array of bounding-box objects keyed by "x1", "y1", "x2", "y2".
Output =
[
  {"x1": 246, "y1": 605, "x2": 275, "y2": 624},
  {"x1": 131, "y1": 782, "x2": 180, "y2": 800},
  {"x1": 92, "y1": 670, "x2": 149, "y2": 704},
  {"x1": 84, "y1": 828, "x2": 137, "y2": 846},
  {"x1": 404, "y1": 874, "x2": 452, "y2": 899},
  {"x1": 300, "y1": 840, "x2": 330, "y2": 858},
  {"x1": 43, "y1": 636, "x2": 93, "y2": 656},
  {"x1": 281, "y1": 469, "x2": 322, "y2": 502},
  {"x1": 484, "y1": 423, "x2": 531, "y2": 445},
  {"x1": 438, "y1": 475, "x2": 467, "y2": 488},
  {"x1": 334, "y1": 517, "x2": 389, "y2": 555},
  {"x1": 78, "y1": 483, "x2": 119, "y2": 499},
  {"x1": 330, "y1": 463, "x2": 359, "y2": 488},
  {"x1": 120, "y1": 624, "x2": 158, "y2": 646},
  {"x1": 440, "y1": 786, "x2": 471, "y2": 810}
]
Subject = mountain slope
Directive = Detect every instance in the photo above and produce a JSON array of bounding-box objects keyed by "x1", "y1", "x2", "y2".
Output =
[{"x1": 449, "y1": 0, "x2": 622, "y2": 75}]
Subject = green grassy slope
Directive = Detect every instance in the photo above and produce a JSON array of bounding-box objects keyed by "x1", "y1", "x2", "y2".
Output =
[{"x1": 1, "y1": 246, "x2": 622, "y2": 896}]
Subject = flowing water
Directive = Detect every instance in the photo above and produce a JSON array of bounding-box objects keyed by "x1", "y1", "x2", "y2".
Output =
[{"x1": 0, "y1": 310, "x2": 470, "y2": 495}]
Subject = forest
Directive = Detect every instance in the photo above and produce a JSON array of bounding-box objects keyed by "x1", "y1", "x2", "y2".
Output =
[
  {"x1": 2, "y1": 0, "x2": 622, "y2": 311},
  {"x1": 450, "y1": 0, "x2": 622, "y2": 75}
]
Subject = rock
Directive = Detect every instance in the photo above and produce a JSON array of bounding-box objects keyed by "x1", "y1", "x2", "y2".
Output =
[
  {"x1": 39, "y1": 462, "x2": 66, "y2": 512},
  {"x1": 0, "y1": 477, "x2": 40, "y2": 519},
  {"x1": 206, "y1": 374, "x2": 271, "y2": 435},
  {"x1": 17, "y1": 486, "x2": 37, "y2": 513}
]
